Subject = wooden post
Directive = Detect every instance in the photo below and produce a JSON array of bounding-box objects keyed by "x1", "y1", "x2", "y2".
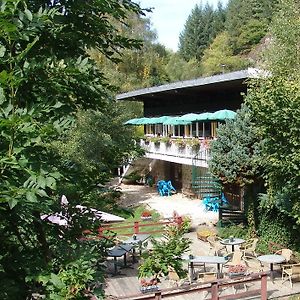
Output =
[
  {"x1": 134, "y1": 221, "x2": 139, "y2": 234},
  {"x1": 97, "y1": 226, "x2": 104, "y2": 238},
  {"x1": 211, "y1": 281, "x2": 219, "y2": 300},
  {"x1": 261, "y1": 273, "x2": 267, "y2": 300}
]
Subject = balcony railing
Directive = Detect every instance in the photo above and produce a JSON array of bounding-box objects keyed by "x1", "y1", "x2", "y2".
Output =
[{"x1": 140, "y1": 137, "x2": 211, "y2": 165}]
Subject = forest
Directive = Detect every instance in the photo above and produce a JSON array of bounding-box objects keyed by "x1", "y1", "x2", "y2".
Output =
[{"x1": 94, "y1": 0, "x2": 279, "y2": 92}]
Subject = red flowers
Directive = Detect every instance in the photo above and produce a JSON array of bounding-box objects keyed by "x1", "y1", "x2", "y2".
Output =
[{"x1": 141, "y1": 211, "x2": 152, "y2": 218}]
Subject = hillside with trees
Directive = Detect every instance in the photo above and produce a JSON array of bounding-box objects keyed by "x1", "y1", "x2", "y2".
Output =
[
  {"x1": 209, "y1": 0, "x2": 300, "y2": 250},
  {"x1": 93, "y1": 0, "x2": 281, "y2": 93}
]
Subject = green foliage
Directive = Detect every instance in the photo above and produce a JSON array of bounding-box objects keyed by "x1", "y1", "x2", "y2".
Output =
[
  {"x1": 225, "y1": 0, "x2": 278, "y2": 54},
  {"x1": 0, "y1": 0, "x2": 144, "y2": 298},
  {"x1": 164, "y1": 54, "x2": 202, "y2": 81},
  {"x1": 256, "y1": 209, "x2": 297, "y2": 254},
  {"x1": 36, "y1": 258, "x2": 97, "y2": 299},
  {"x1": 217, "y1": 223, "x2": 248, "y2": 240},
  {"x1": 264, "y1": 0, "x2": 300, "y2": 76},
  {"x1": 90, "y1": 13, "x2": 169, "y2": 92},
  {"x1": 246, "y1": 74, "x2": 300, "y2": 219},
  {"x1": 201, "y1": 31, "x2": 249, "y2": 76},
  {"x1": 179, "y1": 3, "x2": 226, "y2": 61},
  {"x1": 138, "y1": 225, "x2": 191, "y2": 279},
  {"x1": 209, "y1": 105, "x2": 260, "y2": 186}
]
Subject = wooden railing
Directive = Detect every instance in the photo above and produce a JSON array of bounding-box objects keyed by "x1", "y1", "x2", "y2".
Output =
[
  {"x1": 117, "y1": 272, "x2": 268, "y2": 300},
  {"x1": 97, "y1": 218, "x2": 181, "y2": 237}
]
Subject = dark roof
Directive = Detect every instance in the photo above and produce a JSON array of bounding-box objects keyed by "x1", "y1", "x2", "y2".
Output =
[{"x1": 117, "y1": 69, "x2": 261, "y2": 102}]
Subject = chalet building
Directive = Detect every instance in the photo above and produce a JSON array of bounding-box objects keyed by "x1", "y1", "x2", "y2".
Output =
[{"x1": 117, "y1": 68, "x2": 262, "y2": 209}]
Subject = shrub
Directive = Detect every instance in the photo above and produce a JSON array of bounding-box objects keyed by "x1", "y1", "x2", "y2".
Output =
[
  {"x1": 217, "y1": 223, "x2": 248, "y2": 240},
  {"x1": 256, "y1": 210, "x2": 297, "y2": 254}
]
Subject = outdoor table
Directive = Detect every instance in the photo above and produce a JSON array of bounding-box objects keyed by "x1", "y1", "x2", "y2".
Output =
[
  {"x1": 123, "y1": 234, "x2": 150, "y2": 262},
  {"x1": 107, "y1": 244, "x2": 133, "y2": 275},
  {"x1": 220, "y1": 238, "x2": 245, "y2": 252},
  {"x1": 182, "y1": 255, "x2": 228, "y2": 281},
  {"x1": 257, "y1": 254, "x2": 286, "y2": 282}
]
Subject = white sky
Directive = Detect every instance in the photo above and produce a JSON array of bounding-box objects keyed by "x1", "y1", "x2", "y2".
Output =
[{"x1": 138, "y1": 0, "x2": 229, "y2": 51}]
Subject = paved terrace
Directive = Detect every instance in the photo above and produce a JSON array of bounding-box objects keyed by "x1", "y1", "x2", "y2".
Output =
[
  {"x1": 103, "y1": 184, "x2": 300, "y2": 299},
  {"x1": 104, "y1": 232, "x2": 300, "y2": 299}
]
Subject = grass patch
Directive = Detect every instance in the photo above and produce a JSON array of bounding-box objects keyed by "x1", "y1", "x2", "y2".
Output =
[{"x1": 103, "y1": 205, "x2": 166, "y2": 237}]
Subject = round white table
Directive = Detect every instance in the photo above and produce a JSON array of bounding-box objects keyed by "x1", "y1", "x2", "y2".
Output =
[
  {"x1": 182, "y1": 255, "x2": 228, "y2": 281},
  {"x1": 220, "y1": 238, "x2": 245, "y2": 252},
  {"x1": 257, "y1": 254, "x2": 286, "y2": 281}
]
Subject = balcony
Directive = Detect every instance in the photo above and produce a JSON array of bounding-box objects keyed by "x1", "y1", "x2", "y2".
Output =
[{"x1": 140, "y1": 137, "x2": 211, "y2": 167}]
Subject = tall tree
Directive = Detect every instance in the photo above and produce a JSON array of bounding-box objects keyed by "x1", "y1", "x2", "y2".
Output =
[
  {"x1": 225, "y1": 0, "x2": 279, "y2": 54},
  {"x1": 178, "y1": 3, "x2": 225, "y2": 61},
  {"x1": 209, "y1": 105, "x2": 260, "y2": 187},
  {"x1": 0, "y1": 0, "x2": 143, "y2": 298},
  {"x1": 201, "y1": 31, "x2": 249, "y2": 76},
  {"x1": 245, "y1": 0, "x2": 300, "y2": 223},
  {"x1": 90, "y1": 13, "x2": 169, "y2": 91}
]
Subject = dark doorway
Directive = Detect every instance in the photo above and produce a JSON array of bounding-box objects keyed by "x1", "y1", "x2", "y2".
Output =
[{"x1": 169, "y1": 162, "x2": 182, "y2": 190}]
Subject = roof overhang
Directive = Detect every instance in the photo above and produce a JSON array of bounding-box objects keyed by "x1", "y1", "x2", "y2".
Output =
[{"x1": 116, "y1": 68, "x2": 263, "y2": 102}]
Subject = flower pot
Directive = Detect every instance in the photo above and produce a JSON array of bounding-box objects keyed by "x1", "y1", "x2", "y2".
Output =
[{"x1": 140, "y1": 285, "x2": 159, "y2": 293}]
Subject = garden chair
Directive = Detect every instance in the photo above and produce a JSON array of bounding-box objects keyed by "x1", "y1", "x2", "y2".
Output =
[
  {"x1": 198, "y1": 271, "x2": 218, "y2": 299},
  {"x1": 281, "y1": 263, "x2": 300, "y2": 287},
  {"x1": 242, "y1": 255, "x2": 267, "y2": 274},
  {"x1": 223, "y1": 250, "x2": 244, "y2": 269},
  {"x1": 276, "y1": 248, "x2": 293, "y2": 264},
  {"x1": 240, "y1": 238, "x2": 259, "y2": 257},
  {"x1": 207, "y1": 235, "x2": 227, "y2": 256},
  {"x1": 198, "y1": 271, "x2": 217, "y2": 282},
  {"x1": 167, "y1": 266, "x2": 181, "y2": 287}
]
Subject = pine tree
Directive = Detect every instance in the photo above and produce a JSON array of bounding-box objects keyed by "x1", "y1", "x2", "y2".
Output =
[
  {"x1": 225, "y1": 0, "x2": 279, "y2": 54},
  {"x1": 179, "y1": 3, "x2": 226, "y2": 61}
]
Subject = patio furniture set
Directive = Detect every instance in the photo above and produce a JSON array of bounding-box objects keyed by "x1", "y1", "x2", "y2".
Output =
[
  {"x1": 107, "y1": 233, "x2": 150, "y2": 276},
  {"x1": 186, "y1": 236, "x2": 300, "y2": 288},
  {"x1": 106, "y1": 232, "x2": 300, "y2": 291}
]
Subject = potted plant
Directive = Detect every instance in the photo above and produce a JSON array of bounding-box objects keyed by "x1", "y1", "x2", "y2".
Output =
[
  {"x1": 149, "y1": 136, "x2": 161, "y2": 146},
  {"x1": 141, "y1": 210, "x2": 152, "y2": 220},
  {"x1": 140, "y1": 278, "x2": 159, "y2": 293},
  {"x1": 160, "y1": 136, "x2": 172, "y2": 147},
  {"x1": 186, "y1": 138, "x2": 200, "y2": 151},
  {"x1": 174, "y1": 138, "x2": 186, "y2": 149},
  {"x1": 228, "y1": 265, "x2": 247, "y2": 277}
]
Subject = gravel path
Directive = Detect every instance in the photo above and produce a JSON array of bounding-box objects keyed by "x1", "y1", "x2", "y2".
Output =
[{"x1": 118, "y1": 183, "x2": 218, "y2": 227}]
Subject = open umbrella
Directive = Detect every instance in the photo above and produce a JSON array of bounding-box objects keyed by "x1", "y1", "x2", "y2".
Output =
[
  {"x1": 163, "y1": 116, "x2": 191, "y2": 125},
  {"x1": 209, "y1": 109, "x2": 236, "y2": 120},
  {"x1": 124, "y1": 118, "x2": 142, "y2": 125},
  {"x1": 177, "y1": 113, "x2": 200, "y2": 122}
]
